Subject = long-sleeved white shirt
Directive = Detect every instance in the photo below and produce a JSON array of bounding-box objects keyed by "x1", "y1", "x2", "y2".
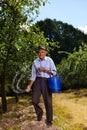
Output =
[{"x1": 30, "y1": 56, "x2": 57, "y2": 81}]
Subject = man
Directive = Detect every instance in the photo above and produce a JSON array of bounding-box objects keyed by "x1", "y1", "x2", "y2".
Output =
[{"x1": 26, "y1": 45, "x2": 56, "y2": 126}]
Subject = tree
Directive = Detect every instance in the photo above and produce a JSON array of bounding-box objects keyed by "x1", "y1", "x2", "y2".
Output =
[
  {"x1": 0, "y1": 0, "x2": 48, "y2": 112},
  {"x1": 57, "y1": 44, "x2": 87, "y2": 89},
  {"x1": 35, "y1": 18, "x2": 87, "y2": 64}
]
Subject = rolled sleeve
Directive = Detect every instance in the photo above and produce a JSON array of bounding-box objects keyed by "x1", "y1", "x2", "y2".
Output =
[{"x1": 51, "y1": 70, "x2": 57, "y2": 76}]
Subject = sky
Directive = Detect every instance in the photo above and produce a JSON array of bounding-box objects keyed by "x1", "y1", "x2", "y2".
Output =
[{"x1": 35, "y1": 0, "x2": 87, "y2": 34}]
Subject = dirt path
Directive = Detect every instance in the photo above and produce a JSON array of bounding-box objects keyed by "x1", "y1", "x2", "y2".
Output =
[
  {"x1": 0, "y1": 113, "x2": 61, "y2": 130},
  {"x1": 0, "y1": 98, "x2": 61, "y2": 130},
  {"x1": 0, "y1": 90, "x2": 87, "y2": 130}
]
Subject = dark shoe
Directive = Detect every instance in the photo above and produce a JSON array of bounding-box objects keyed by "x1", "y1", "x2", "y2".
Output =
[
  {"x1": 46, "y1": 121, "x2": 52, "y2": 127},
  {"x1": 37, "y1": 111, "x2": 43, "y2": 121}
]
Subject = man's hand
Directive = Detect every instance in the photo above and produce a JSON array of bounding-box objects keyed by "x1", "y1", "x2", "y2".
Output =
[
  {"x1": 38, "y1": 67, "x2": 53, "y2": 75},
  {"x1": 38, "y1": 67, "x2": 46, "y2": 72},
  {"x1": 26, "y1": 85, "x2": 31, "y2": 93}
]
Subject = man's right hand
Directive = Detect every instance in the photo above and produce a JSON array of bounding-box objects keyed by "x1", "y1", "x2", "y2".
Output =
[{"x1": 26, "y1": 85, "x2": 31, "y2": 93}]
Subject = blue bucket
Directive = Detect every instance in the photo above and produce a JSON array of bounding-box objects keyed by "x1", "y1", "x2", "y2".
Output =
[{"x1": 48, "y1": 76, "x2": 62, "y2": 93}]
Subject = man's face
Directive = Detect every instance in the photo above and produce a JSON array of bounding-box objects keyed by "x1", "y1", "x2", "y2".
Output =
[{"x1": 37, "y1": 49, "x2": 47, "y2": 60}]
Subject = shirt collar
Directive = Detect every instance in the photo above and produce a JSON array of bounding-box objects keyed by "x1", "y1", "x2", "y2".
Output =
[{"x1": 38, "y1": 56, "x2": 47, "y2": 61}]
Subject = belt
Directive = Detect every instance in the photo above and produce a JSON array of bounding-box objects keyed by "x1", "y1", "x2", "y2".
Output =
[{"x1": 36, "y1": 77, "x2": 48, "y2": 80}]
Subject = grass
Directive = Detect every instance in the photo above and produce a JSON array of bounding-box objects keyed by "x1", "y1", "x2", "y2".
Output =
[
  {"x1": 0, "y1": 89, "x2": 87, "y2": 130},
  {"x1": 53, "y1": 89, "x2": 87, "y2": 130}
]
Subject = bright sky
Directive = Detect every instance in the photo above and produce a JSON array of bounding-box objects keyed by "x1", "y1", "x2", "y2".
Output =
[{"x1": 35, "y1": 0, "x2": 87, "y2": 34}]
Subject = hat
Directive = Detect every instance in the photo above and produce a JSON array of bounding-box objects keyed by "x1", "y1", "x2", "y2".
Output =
[{"x1": 37, "y1": 45, "x2": 46, "y2": 51}]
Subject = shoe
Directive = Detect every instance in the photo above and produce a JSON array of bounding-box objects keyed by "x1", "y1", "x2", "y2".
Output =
[
  {"x1": 46, "y1": 121, "x2": 52, "y2": 127},
  {"x1": 37, "y1": 111, "x2": 43, "y2": 121}
]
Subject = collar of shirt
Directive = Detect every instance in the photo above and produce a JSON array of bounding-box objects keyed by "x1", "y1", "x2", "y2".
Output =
[{"x1": 38, "y1": 56, "x2": 47, "y2": 61}]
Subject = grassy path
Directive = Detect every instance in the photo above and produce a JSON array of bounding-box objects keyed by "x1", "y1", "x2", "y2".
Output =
[
  {"x1": 0, "y1": 89, "x2": 87, "y2": 130},
  {"x1": 53, "y1": 89, "x2": 87, "y2": 130},
  {"x1": 0, "y1": 96, "x2": 60, "y2": 130}
]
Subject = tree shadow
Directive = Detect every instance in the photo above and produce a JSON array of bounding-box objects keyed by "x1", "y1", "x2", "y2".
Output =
[
  {"x1": 62, "y1": 88, "x2": 87, "y2": 98},
  {"x1": 0, "y1": 93, "x2": 32, "y2": 114}
]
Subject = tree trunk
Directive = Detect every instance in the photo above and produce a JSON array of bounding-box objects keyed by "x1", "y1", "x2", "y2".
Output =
[
  {"x1": 15, "y1": 94, "x2": 19, "y2": 103},
  {"x1": 0, "y1": 69, "x2": 7, "y2": 113}
]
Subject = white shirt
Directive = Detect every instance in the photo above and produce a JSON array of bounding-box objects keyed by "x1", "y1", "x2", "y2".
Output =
[{"x1": 30, "y1": 56, "x2": 57, "y2": 81}]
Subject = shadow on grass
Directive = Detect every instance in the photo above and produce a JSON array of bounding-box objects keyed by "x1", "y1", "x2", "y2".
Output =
[
  {"x1": 62, "y1": 88, "x2": 87, "y2": 98},
  {"x1": 0, "y1": 93, "x2": 32, "y2": 114}
]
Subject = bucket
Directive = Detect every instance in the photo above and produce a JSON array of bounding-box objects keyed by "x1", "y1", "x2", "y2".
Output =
[{"x1": 48, "y1": 76, "x2": 62, "y2": 93}]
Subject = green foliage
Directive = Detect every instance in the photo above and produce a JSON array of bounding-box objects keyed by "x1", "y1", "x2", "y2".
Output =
[
  {"x1": 57, "y1": 44, "x2": 87, "y2": 89},
  {"x1": 0, "y1": 0, "x2": 48, "y2": 97},
  {"x1": 35, "y1": 18, "x2": 87, "y2": 64}
]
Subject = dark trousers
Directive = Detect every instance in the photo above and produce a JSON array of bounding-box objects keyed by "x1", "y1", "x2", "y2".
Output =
[{"x1": 32, "y1": 77, "x2": 53, "y2": 122}]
